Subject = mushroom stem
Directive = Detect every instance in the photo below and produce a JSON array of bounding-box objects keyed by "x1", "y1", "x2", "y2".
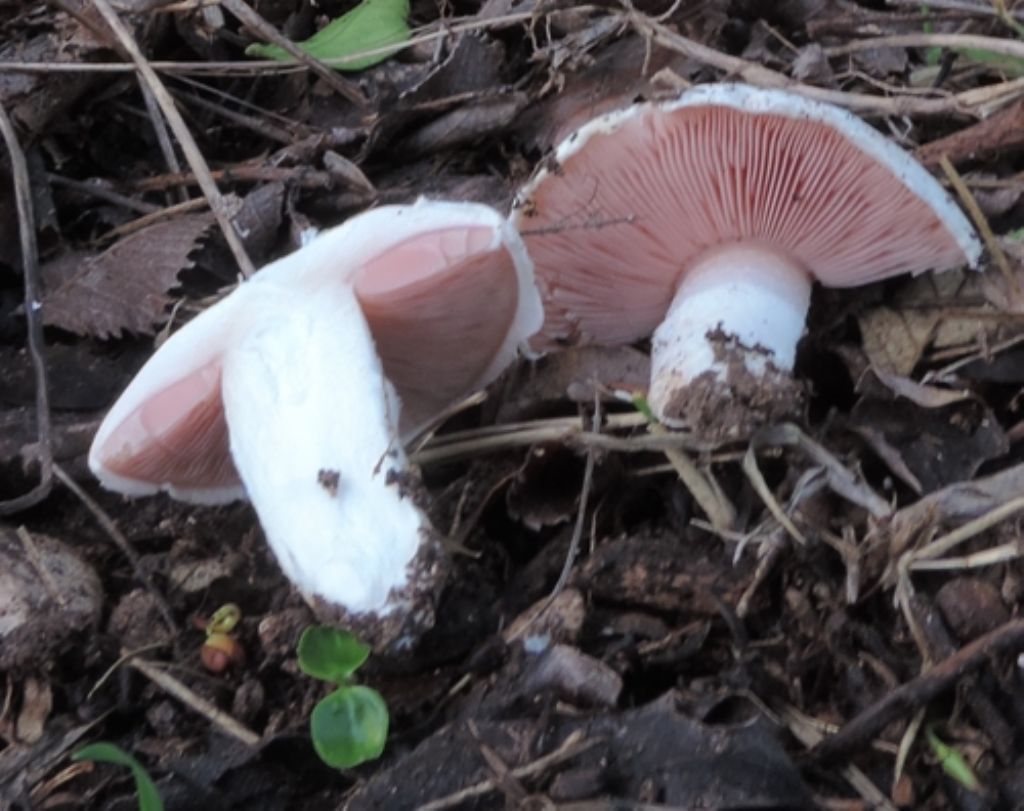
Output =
[
  {"x1": 648, "y1": 244, "x2": 812, "y2": 425},
  {"x1": 221, "y1": 279, "x2": 428, "y2": 615}
]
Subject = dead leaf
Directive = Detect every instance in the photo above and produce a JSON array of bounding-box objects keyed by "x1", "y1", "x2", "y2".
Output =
[
  {"x1": 858, "y1": 271, "x2": 996, "y2": 374},
  {"x1": 40, "y1": 213, "x2": 215, "y2": 339},
  {"x1": 859, "y1": 305, "x2": 936, "y2": 375},
  {"x1": 15, "y1": 677, "x2": 52, "y2": 744},
  {"x1": 871, "y1": 366, "x2": 972, "y2": 408},
  {"x1": 851, "y1": 399, "x2": 1008, "y2": 493}
]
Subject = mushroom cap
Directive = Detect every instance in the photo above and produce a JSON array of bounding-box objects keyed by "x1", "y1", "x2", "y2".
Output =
[
  {"x1": 89, "y1": 199, "x2": 541, "y2": 502},
  {"x1": 512, "y1": 83, "x2": 982, "y2": 351}
]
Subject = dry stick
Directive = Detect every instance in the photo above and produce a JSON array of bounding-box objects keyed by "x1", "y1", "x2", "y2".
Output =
[
  {"x1": 0, "y1": 104, "x2": 53, "y2": 516},
  {"x1": 96, "y1": 196, "x2": 209, "y2": 242},
  {"x1": 886, "y1": 0, "x2": 1024, "y2": 19},
  {"x1": 940, "y1": 154, "x2": 1022, "y2": 301},
  {"x1": 128, "y1": 656, "x2": 261, "y2": 746},
  {"x1": 129, "y1": 164, "x2": 334, "y2": 192},
  {"x1": 811, "y1": 618, "x2": 1024, "y2": 763},
  {"x1": 652, "y1": 426, "x2": 735, "y2": 530},
  {"x1": 52, "y1": 464, "x2": 178, "y2": 633},
  {"x1": 47, "y1": 172, "x2": 160, "y2": 215},
  {"x1": 777, "y1": 703, "x2": 898, "y2": 811},
  {"x1": 0, "y1": 9, "x2": 581, "y2": 76},
  {"x1": 137, "y1": 80, "x2": 189, "y2": 205},
  {"x1": 89, "y1": 0, "x2": 256, "y2": 276},
  {"x1": 417, "y1": 730, "x2": 597, "y2": 811},
  {"x1": 218, "y1": 0, "x2": 367, "y2": 107},
  {"x1": 628, "y1": 11, "x2": 1024, "y2": 116},
  {"x1": 825, "y1": 31, "x2": 1024, "y2": 60}
]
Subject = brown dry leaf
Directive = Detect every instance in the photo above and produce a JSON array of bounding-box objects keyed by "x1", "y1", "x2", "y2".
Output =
[
  {"x1": 41, "y1": 213, "x2": 215, "y2": 339},
  {"x1": 858, "y1": 271, "x2": 993, "y2": 374},
  {"x1": 858, "y1": 306, "x2": 936, "y2": 375},
  {"x1": 870, "y1": 367, "x2": 972, "y2": 409},
  {"x1": 15, "y1": 677, "x2": 52, "y2": 744}
]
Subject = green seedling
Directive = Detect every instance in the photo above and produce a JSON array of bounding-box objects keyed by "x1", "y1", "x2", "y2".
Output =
[
  {"x1": 297, "y1": 626, "x2": 389, "y2": 769},
  {"x1": 246, "y1": 0, "x2": 410, "y2": 72},
  {"x1": 926, "y1": 726, "x2": 982, "y2": 792},
  {"x1": 72, "y1": 742, "x2": 164, "y2": 811}
]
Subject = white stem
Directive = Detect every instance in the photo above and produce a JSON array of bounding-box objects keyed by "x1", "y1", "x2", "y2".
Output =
[
  {"x1": 220, "y1": 278, "x2": 428, "y2": 616},
  {"x1": 648, "y1": 244, "x2": 811, "y2": 417}
]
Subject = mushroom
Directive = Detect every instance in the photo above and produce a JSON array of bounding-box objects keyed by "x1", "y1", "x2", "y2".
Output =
[
  {"x1": 89, "y1": 200, "x2": 541, "y2": 640},
  {"x1": 512, "y1": 83, "x2": 982, "y2": 436}
]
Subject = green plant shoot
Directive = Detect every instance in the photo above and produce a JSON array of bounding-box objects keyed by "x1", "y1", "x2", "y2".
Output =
[
  {"x1": 73, "y1": 742, "x2": 164, "y2": 811},
  {"x1": 925, "y1": 726, "x2": 982, "y2": 792},
  {"x1": 297, "y1": 626, "x2": 389, "y2": 769},
  {"x1": 246, "y1": 0, "x2": 411, "y2": 72}
]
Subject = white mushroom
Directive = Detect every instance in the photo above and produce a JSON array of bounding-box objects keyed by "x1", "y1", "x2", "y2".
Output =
[
  {"x1": 513, "y1": 83, "x2": 982, "y2": 435},
  {"x1": 90, "y1": 200, "x2": 541, "y2": 639}
]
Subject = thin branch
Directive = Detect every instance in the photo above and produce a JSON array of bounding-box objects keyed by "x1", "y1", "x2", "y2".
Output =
[
  {"x1": 629, "y1": 11, "x2": 1024, "y2": 117},
  {"x1": 89, "y1": 0, "x2": 256, "y2": 276},
  {"x1": 0, "y1": 103, "x2": 53, "y2": 515},
  {"x1": 52, "y1": 464, "x2": 178, "y2": 633}
]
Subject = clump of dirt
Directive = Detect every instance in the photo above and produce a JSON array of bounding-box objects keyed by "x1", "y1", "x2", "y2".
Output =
[{"x1": 659, "y1": 327, "x2": 806, "y2": 440}]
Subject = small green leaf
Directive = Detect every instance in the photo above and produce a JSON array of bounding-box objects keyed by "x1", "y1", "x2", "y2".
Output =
[
  {"x1": 72, "y1": 743, "x2": 164, "y2": 811},
  {"x1": 956, "y1": 47, "x2": 1024, "y2": 77},
  {"x1": 631, "y1": 393, "x2": 655, "y2": 423},
  {"x1": 926, "y1": 726, "x2": 982, "y2": 792},
  {"x1": 246, "y1": 0, "x2": 410, "y2": 72},
  {"x1": 297, "y1": 626, "x2": 371, "y2": 683},
  {"x1": 310, "y1": 686, "x2": 389, "y2": 768}
]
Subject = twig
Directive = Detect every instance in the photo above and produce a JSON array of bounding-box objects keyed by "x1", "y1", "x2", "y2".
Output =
[
  {"x1": 825, "y1": 32, "x2": 1024, "y2": 60},
  {"x1": 218, "y1": 0, "x2": 367, "y2": 107},
  {"x1": 52, "y1": 464, "x2": 177, "y2": 633},
  {"x1": 95, "y1": 196, "x2": 209, "y2": 242},
  {"x1": 0, "y1": 103, "x2": 53, "y2": 515},
  {"x1": 939, "y1": 154, "x2": 1022, "y2": 303},
  {"x1": 628, "y1": 11, "x2": 1024, "y2": 117},
  {"x1": 886, "y1": 0, "x2": 1024, "y2": 20},
  {"x1": 46, "y1": 173, "x2": 160, "y2": 215},
  {"x1": 552, "y1": 402, "x2": 601, "y2": 597},
  {"x1": 811, "y1": 618, "x2": 1024, "y2": 762},
  {"x1": 417, "y1": 730, "x2": 597, "y2": 811},
  {"x1": 777, "y1": 703, "x2": 898, "y2": 811},
  {"x1": 128, "y1": 164, "x2": 334, "y2": 192},
  {"x1": 89, "y1": 0, "x2": 256, "y2": 276},
  {"x1": 137, "y1": 80, "x2": 189, "y2": 205},
  {"x1": 653, "y1": 423, "x2": 736, "y2": 531},
  {"x1": 129, "y1": 656, "x2": 260, "y2": 746}
]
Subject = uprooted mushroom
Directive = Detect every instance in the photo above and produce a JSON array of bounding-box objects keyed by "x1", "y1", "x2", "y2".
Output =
[{"x1": 90, "y1": 199, "x2": 542, "y2": 644}]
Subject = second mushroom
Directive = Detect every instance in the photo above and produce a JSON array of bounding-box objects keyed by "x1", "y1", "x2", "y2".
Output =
[{"x1": 513, "y1": 83, "x2": 982, "y2": 437}]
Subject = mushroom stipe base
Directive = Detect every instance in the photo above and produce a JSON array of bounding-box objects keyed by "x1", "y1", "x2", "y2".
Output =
[{"x1": 656, "y1": 329, "x2": 807, "y2": 440}]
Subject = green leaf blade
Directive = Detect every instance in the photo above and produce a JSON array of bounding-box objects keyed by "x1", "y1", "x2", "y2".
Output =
[
  {"x1": 310, "y1": 686, "x2": 389, "y2": 768},
  {"x1": 246, "y1": 0, "x2": 411, "y2": 72},
  {"x1": 73, "y1": 743, "x2": 164, "y2": 811},
  {"x1": 297, "y1": 626, "x2": 371, "y2": 683}
]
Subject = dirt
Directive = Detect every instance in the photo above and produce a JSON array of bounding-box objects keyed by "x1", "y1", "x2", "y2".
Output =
[
  {"x1": 2, "y1": 1, "x2": 1024, "y2": 810},
  {"x1": 658, "y1": 327, "x2": 807, "y2": 441}
]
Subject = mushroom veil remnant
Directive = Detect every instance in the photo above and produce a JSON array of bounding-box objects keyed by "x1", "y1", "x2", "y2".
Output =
[
  {"x1": 89, "y1": 200, "x2": 542, "y2": 642},
  {"x1": 512, "y1": 83, "x2": 982, "y2": 436}
]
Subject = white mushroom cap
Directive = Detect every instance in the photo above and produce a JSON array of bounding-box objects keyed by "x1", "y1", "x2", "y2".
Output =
[{"x1": 88, "y1": 199, "x2": 541, "y2": 628}]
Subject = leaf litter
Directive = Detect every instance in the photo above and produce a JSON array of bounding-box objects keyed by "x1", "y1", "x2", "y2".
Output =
[{"x1": 2, "y1": 1, "x2": 1024, "y2": 809}]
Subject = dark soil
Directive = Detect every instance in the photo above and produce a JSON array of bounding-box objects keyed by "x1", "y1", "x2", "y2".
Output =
[{"x1": 3, "y1": 1, "x2": 1024, "y2": 810}]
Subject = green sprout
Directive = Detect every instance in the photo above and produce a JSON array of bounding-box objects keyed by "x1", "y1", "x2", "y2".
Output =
[
  {"x1": 297, "y1": 626, "x2": 389, "y2": 769},
  {"x1": 72, "y1": 742, "x2": 164, "y2": 811},
  {"x1": 246, "y1": 0, "x2": 411, "y2": 72},
  {"x1": 925, "y1": 726, "x2": 982, "y2": 792}
]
